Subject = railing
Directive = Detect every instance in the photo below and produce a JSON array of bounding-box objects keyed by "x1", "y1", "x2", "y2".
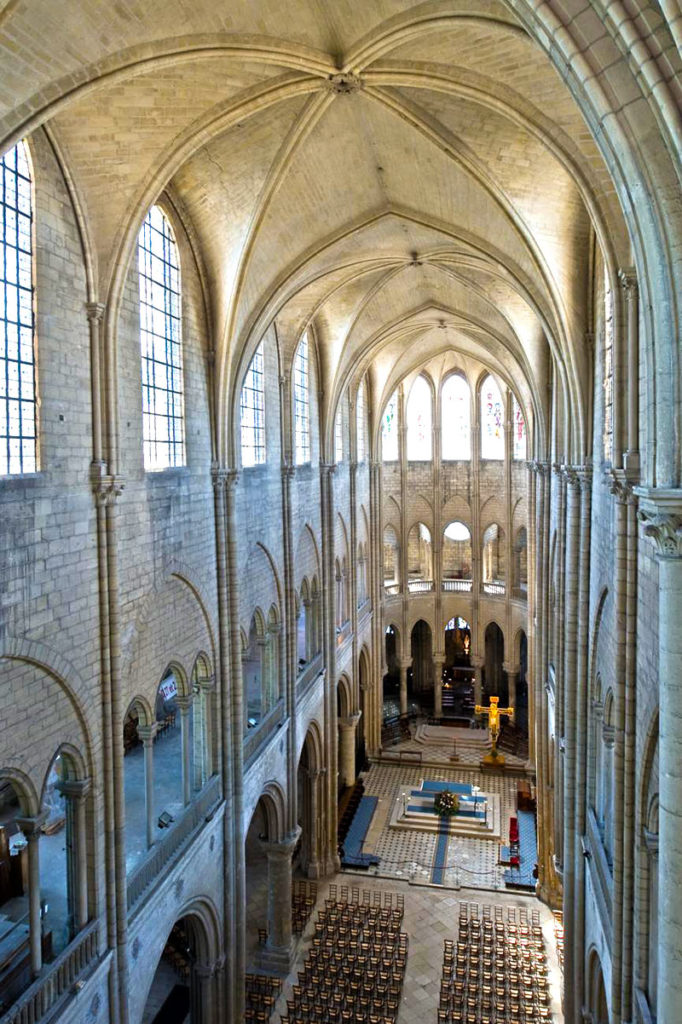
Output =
[
  {"x1": 384, "y1": 583, "x2": 400, "y2": 596},
  {"x1": 127, "y1": 774, "x2": 222, "y2": 911},
  {"x1": 0, "y1": 920, "x2": 99, "y2": 1024},
  {"x1": 296, "y1": 654, "x2": 324, "y2": 698},
  {"x1": 482, "y1": 582, "x2": 505, "y2": 596},
  {"x1": 442, "y1": 579, "x2": 473, "y2": 592},
  {"x1": 407, "y1": 580, "x2": 433, "y2": 593},
  {"x1": 243, "y1": 702, "x2": 285, "y2": 767}
]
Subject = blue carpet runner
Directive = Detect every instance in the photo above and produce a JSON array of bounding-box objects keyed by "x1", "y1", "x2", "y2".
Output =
[
  {"x1": 418, "y1": 781, "x2": 473, "y2": 795},
  {"x1": 503, "y1": 809, "x2": 537, "y2": 889},
  {"x1": 341, "y1": 796, "x2": 380, "y2": 868},
  {"x1": 431, "y1": 817, "x2": 450, "y2": 885}
]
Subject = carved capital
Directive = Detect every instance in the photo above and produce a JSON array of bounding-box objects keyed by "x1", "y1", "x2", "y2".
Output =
[
  {"x1": 90, "y1": 462, "x2": 124, "y2": 507},
  {"x1": 609, "y1": 469, "x2": 637, "y2": 505},
  {"x1": 617, "y1": 267, "x2": 637, "y2": 296},
  {"x1": 56, "y1": 778, "x2": 91, "y2": 802},
  {"x1": 281, "y1": 462, "x2": 296, "y2": 481},
  {"x1": 319, "y1": 461, "x2": 337, "y2": 479},
  {"x1": 85, "y1": 301, "x2": 105, "y2": 324},
  {"x1": 211, "y1": 464, "x2": 238, "y2": 492},
  {"x1": 325, "y1": 72, "x2": 363, "y2": 94},
  {"x1": 639, "y1": 510, "x2": 682, "y2": 556}
]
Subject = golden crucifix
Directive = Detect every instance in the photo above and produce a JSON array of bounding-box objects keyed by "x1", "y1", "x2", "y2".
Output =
[{"x1": 475, "y1": 695, "x2": 514, "y2": 764}]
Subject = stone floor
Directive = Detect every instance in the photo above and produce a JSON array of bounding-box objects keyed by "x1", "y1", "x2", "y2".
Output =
[
  {"x1": 273, "y1": 873, "x2": 564, "y2": 1024},
  {"x1": 357, "y1": 760, "x2": 521, "y2": 891}
]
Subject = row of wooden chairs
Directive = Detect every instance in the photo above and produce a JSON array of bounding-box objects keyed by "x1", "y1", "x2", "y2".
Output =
[
  {"x1": 326, "y1": 884, "x2": 404, "y2": 912},
  {"x1": 245, "y1": 971, "x2": 282, "y2": 1024},
  {"x1": 292, "y1": 880, "x2": 318, "y2": 935}
]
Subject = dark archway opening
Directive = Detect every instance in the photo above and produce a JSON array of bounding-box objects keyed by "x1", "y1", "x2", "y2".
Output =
[{"x1": 484, "y1": 622, "x2": 506, "y2": 703}]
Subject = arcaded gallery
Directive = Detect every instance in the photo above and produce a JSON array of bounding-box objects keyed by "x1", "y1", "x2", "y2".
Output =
[{"x1": 0, "y1": 2, "x2": 680, "y2": 1023}]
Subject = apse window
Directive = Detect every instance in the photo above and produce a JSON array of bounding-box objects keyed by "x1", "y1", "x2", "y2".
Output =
[
  {"x1": 240, "y1": 341, "x2": 265, "y2": 466},
  {"x1": 138, "y1": 204, "x2": 185, "y2": 471},
  {"x1": 381, "y1": 390, "x2": 398, "y2": 462},
  {"x1": 441, "y1": 374, "x2": 470, "y2": 460},
  {"x1": 356, "y1": 378, "x2": 366, "y2": 462},
  {"x1": 1, "y1": 141, "x2": 37, "y2": 475},
  {"x1": 481, "y1": 374, "x2": 504, "y2": 460},
  {"x1": 294, "y1": 331, "x2": 310, "y2": 464},
  {"x1": 406, "y1": 374, "x2": 432, "y2": 460},
  {"x1": 512, "y1": 395, "x2": 526, "y2": 460}
]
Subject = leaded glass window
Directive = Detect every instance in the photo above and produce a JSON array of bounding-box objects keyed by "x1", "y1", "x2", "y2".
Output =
[
  {"x1": 381, "y1": 390, "x2": 398, "y2": 461},
  {"x1": 481, "y1": 374, "x2": 504, "y2": 460},
  {"x1": 356, "y1": 379, "x2": 366, "y2": 462},
  {"x1": 1, "y1": 142, "x2": 36, "y2": 475},
  {"x1": 406, "y1": 375, "x2": 432, "y2": 460},
  {"x1": 240, "y1": 341, "x2": 265, "y2": 466},
  {"x1": 138, "y1": 204, "x2": 185, "y2": 471},
  {"x1": 512, "y1": 395, "x2": 526, "y2": 460},
  {"x1": 335, "y1": 401, "x2": 344, "y2": 463},
  {"x1": 441, "y1": 374, "x2": 470, "y2": 460},
  {"x1": 603, "y1": 267, "x2": 613, "y2": 463},
  {"x1": 294, "y1": 332, "x2": 310, "y2": 465}
]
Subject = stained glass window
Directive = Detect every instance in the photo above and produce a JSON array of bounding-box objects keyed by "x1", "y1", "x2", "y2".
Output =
[
  {"x1": 240, "y1": 341, "x2": 265, "y2": 466},
  {"x1": 294, "y1": 331, "x2": 310, "y2": 464},
  {"x1": 138, "y1": 204, "x2": 185, "y2": 471},
  {"x1": 1, "y1": 142, "x2": 36, "y2": 475},
  {"x1": 480, "y1": 374, "x2": 504, "y2": 460},
  {"x1": 356, "y1": 379, "x2": 366, "y2": 462},
  {"x1": 603, "y1": 267, "x2": 613, "y2": 463},
  {"x1": 406, "y1": 375, "x2": 432, "y2": 460},
  {"x1": 335, "y1": 401, "x2": 344, "y2": 463},
  {"x1": 381, "y1": 390, "x2": 398, "y2": 461},
  {"x1": 441, "y1": 374, "x2": 470, "y2": 460},
  {"x1": 512, "y1": 395, "x2": 526, "y2": 460}
]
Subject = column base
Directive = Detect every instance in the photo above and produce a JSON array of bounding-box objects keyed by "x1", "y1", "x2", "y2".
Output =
[
  {"x1": 257, "y1": 938, "x2": 299, "y2": 975},
  {"x1": 306, "y1": 860, "x2": 321, "y2": 880}
]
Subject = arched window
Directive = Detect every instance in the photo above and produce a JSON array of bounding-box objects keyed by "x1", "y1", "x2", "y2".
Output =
[
  {"x1": 480, "y1": 374, "x2": 504, "y2": 460},
  {"x1": 243, "y1": 612, "x2": 265, "y2": 729},
  {"x1": 293, "y1": 332, "x2": 310, "y2": 465},
  {"x1": 513, "y1": 526, "x2": 528, "y2": 596},
  {"x1": 356, "y1": 379, "x2": 366, "y2": 462},
  {"x1": 442, "y1": 521, "x2": 472, "y2": 586},
  {"x1": 603, "y1": 264, "x2": 614, "y2": 464},
  {"x1": 335, "y1": 400, "x2": 344, "y2": 463},
  {"x1": 138, "y1": 204, "x2": 185, "y2": 470},
  {"x1": 381, "y1": 390, "x2": 399, "y2": 461},
  {"x1": 383, "y1": 525, "x2": 400, "y2": 590},
  {"x1": 482, "y1": 523, "x2": 506, "y2": 592},
  {"x1": 407, "y1": 523, "x2": 432, "y2": 589},
  {"x1": 441, "y1": 375, "x2": 470, "y2": 460},
  {"x1": 240, "y1": 341, "x2": 265, "y2": 466},
  {"x1": 1, "y1": 141, "x2": 37, "y2": 475},
  {"x1": 406, "y1": 375, "x2": 432, "y2": 460},
  {"x1": 512, "y1": 395, "x2": 526, "y2": 460}
]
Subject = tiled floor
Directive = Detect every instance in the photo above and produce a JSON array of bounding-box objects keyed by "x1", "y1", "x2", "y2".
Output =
[
  {"x1": 273, "y1": 874, "x2": 564, "y2": 1024},
  {"x1": 358, "y1": 761, "x2": 520, "y2": 891}
]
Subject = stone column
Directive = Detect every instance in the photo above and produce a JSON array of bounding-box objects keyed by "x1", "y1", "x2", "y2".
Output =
[
  {"x1": 137, "y1": 723, "x2": 157, "y2": 849},
  {"x1": 176, "y1": 694, "x2": 194, "y2": 807},
  {"x1": 471, "y1": 655, "x2": 484, "y2": 707},
  {"x1": 17, "y1": 813, "x2": 47, "y2": 977},
  {"x1": 305, "y1": 767, "x2": 324, "y2": 879},
  {"x1": 398, "y1": 658, "x2": 411, "y2": 717},
  {"x1": 504, "y1": 665, "x2": 518, "y2": 713},
  {"x1": 637, "y1": 493, "x2": 682, "y2": 1024},
  {"x1": 433, "y1": 653, "x2": 445, "y2": 718},
  {"x1": 56, "y1": 778, "x2": 91, "y2": 932},
  {"x1": 193, "y1": 954, "x2": 225, "y2": 1024},
  {"x1": 338, "y1": 712, "x2": 361, "y2": 788},
  {"x1": 259, "y1": 828, "x2": 302, "y2": 972}
]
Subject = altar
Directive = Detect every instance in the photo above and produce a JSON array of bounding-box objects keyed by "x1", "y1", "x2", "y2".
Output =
[{"x1": 388, "y1": 779, "x2": 502, "y2": 841}]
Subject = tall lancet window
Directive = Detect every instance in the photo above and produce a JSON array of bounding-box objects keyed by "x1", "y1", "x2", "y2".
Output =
[
  {"x1": 138, "y1": 204, "x2": 185, "y2": 470},
  {"x1": 335, "y1": 399, "x2": 344, "y2": 463},
  {"x1": 1, "y1": 141, "x2": 36, "y2": 475},
  {"x1": 512, "y1": 395, "x2": 526, "y2": 460},
  {"x1": 356, "y1": 379, "x2": 366, "y2": 462},
  {"x1": 480, "y1": 374, "x2": 504, "y2": 460},
  {"x1": 294, "y1": 331, "x2": 310, "y2": 465},
  {"x1": 381, "y1": 390, "x2": 399, "y2": 462},
  {"x1": 441, "y1": 374, "x2": 470, "y2": 460},
  {"x1": 240, "y1": 341, "x2": 265, "y2": 466},
  {"x1": 603, "y1": 266, "x2": 614, "y2": 463},
  {"x1": 406, "y1": 375, "x2": 432, "y2": 460}
]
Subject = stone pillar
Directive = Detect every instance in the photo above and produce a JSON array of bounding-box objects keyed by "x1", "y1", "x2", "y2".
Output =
[
  {"x1": 17, "y1": 813, "x2": 47, "y2": 977},
  {"x1": 259, "y1": 828, "x2": 302, "y2": 972},
  {"x1": 338, "y1": 712, "x2": 361, "y2": 788},
  {"x1": 637, "y1": 493, "x2": 682, "y2": 1024},
  {"x1": 137, "y1": 723, "x2": 157, "y2": 849},
  {"x1": 305, "y1": 767, "x2": 324, "y2": 879},
  {"x1": 398, "y1": 658, "x2": 411, "y2": 716},
  {"x1": 433, "y1": 653, "x2": 445, "y2": 718},
  {"x1": 504, "y1": 665, "x2": 518, "y2": 713},
  {"x1": 176, "y1": 694, "x2": 193, "y2": 807},
  {"x1": 471, "y1": 656, "x2": 484, "y2": 707},
  {"x1": 193, "y1": 954, "x2": 225, "y2": 1024},
  {"x1": 56, "y1": 778, "x2": 91, "y2": 932}
]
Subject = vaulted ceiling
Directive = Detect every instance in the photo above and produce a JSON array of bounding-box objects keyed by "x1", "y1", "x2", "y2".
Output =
[{"x1": 0, "y1": 0, "x2": 640, "y2": 460}]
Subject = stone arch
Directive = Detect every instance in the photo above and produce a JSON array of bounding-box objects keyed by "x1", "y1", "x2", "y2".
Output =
[
  {"x1": 0, "y1": 767, "x2": 39, "y2": 817},
  {"x1": 124, "y1": 694, "x2": 154, "y2": 730},
  {"x1": 337, "y1": 674, "x2": 352, "y2": 720},
  {"x1": 587, "y1": 948, "x2": 609, "y2": 1024},
  {"x1": 256, "y1": 782, "x2": 287, "y2": 843},
  {"x1": 38, "y1": 742, "x2": 87, "y2": 809}
]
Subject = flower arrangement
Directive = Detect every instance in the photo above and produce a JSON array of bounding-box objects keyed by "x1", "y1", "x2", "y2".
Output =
[{"x1": 434, "y1": 790, "x2": 460, "y2": 817}]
